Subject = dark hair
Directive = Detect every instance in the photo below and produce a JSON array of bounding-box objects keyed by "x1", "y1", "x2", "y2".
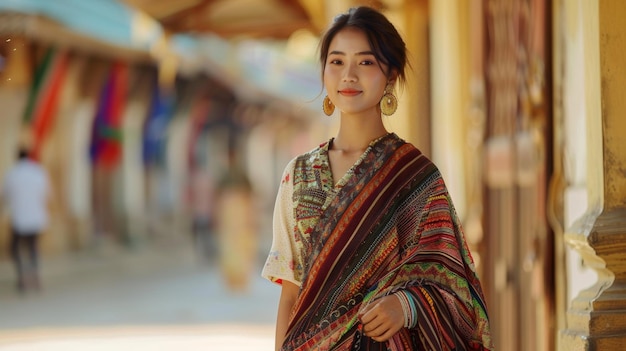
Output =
[{"x1": 319, "y1": 6, "x2": 408, "y2": 87}]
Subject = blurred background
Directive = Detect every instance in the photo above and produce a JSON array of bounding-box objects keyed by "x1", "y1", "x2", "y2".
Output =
[{"x1": 1, "y1": 0, "x2": 625, "y2": 350}]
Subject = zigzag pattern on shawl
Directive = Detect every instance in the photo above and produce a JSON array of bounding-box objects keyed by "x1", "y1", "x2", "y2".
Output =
[{"x1": 384, "y1": 177, "x2": 492, "y2": 350}]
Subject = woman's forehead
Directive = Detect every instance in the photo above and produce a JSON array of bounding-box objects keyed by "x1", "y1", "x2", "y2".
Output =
[{"x1": 328, "y1": 28, "x2": 372, "y2": 53}]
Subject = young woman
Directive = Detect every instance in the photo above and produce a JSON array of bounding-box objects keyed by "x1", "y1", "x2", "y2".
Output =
[{"x1": 262, "y1": 6, "x2": 492, "y2": 351}]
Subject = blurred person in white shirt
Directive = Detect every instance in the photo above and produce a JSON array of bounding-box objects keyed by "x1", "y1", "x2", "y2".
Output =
[{"x1": 1, "y1": 147, "x2": 51, "y2": 293}]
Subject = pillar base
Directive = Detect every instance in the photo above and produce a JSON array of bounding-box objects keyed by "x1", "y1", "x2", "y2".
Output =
[
  {"x1": 560, "y1": 208, "x2": 626, "y2": 350},
  {"x1": 561, "y1": 326, "x2": 626, "y2": 351}
]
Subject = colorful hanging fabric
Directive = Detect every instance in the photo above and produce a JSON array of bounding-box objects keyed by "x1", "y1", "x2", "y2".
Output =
[
  {"x1": 23, "y1": 48, "x2": 70, "y2": 160},
  {"x1": 89, "y1": 61, "x2": 129, "y2": 170},
  {"x1": 142, "y1": 82, "x2": 174, "y2": 167}
]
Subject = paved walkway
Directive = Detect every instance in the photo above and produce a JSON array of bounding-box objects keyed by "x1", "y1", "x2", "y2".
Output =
[{"x1": 0, "y1": 239, "x2": 279, "y2": 350}]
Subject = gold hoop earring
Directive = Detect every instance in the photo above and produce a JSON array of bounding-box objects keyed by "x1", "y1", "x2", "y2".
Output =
[
  {"x1": 380, "y1": 85, "x2": 398, "y2": 116},
  {"x1": 323, "y1": 95, "x2": 335, "y2": 116}
]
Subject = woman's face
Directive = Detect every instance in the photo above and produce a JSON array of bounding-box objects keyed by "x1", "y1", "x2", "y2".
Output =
[{"x1": 323, "y1": 27, "x2": 390, "y2": 117}]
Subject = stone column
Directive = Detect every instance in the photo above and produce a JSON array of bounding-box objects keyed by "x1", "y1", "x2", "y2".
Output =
[
  {"x1": 0, "y1": 35, "x2": 30, "y2": 173},
  {"x1": 0, "y1": 35, "x2": 30, "y2": 253},
  {"x1": 560, "y1": 0, "x2": 626, "y2": 349},
  {"x1": 383, "y1": 0, "x2": 431, "y2": 156},
  {"x1": 428, "y1": 0, "x2": 469, "y2": 220},
  {"x1": 120, "y1": 70, "x2": 151, "y2": 246}
]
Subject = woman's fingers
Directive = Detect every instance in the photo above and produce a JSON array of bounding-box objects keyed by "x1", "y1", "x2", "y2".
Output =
[
  {"x1": 359, "y1": 295, "x2": 405, "y2": 341},
  {"x1": 364, "y1": 321, "x2": 390, "y2": 340},
  {"x1": 370, "y1": 328, "x2": 397, "y2": 343}
]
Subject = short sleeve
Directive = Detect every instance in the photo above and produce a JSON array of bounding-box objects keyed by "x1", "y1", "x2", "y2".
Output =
[{"x1": 261, "y1": 158, "x2": 302, "y2": 287}]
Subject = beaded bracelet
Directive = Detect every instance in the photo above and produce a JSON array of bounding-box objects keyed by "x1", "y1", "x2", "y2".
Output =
[
  {"x1": 393, "y1": 291, "x2": 409, "y2": 328},
  {"x1": 405, "y1": 290, "x2": 417, "y2": 328},
  {"x1": 394, "y1": 290, "x2": 416, "y2": 328}
]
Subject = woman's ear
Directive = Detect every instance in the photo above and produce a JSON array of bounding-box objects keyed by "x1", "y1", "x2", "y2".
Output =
[{"x1": 387, "y1": 70, "x2": 399, "y2": 86}]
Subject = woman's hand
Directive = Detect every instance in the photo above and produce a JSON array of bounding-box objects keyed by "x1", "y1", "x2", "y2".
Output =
[{"x1": 358, "y1": 294, "x2": 405, "y2": 342}]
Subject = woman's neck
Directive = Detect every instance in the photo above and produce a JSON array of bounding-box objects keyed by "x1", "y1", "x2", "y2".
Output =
[{"x1": 332, "y1": 115, "x2": 388, "y2": 152}]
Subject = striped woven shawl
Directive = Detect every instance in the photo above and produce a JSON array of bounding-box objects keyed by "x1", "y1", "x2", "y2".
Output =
[{"x1": 283, "y1": 134, "x2": 492, "y2": 351}]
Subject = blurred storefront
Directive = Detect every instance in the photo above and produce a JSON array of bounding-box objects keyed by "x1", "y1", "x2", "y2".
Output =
[
  {"x1": 1, "y1": 0, "x2": 625, "y2": 350},
  {"x1": 0, "y1": 0, "x2": 324, "y2": 254}
]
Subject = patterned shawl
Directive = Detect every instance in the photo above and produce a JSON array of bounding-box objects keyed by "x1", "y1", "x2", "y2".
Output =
[{"x1": 282, "y1": 134, "x2": 492, "y2": 350}]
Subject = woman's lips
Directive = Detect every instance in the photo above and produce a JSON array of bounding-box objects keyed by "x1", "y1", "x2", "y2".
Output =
[{"x1": 338, "y1": 89, "x2": 362, "y2": 96}]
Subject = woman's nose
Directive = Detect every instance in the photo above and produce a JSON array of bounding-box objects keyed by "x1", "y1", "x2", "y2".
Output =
[{"x1": 342, "y1": 63, "x2": 358, "y2": 82}]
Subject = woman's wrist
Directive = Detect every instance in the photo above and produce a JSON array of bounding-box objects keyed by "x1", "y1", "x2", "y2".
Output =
[{"x1": 393, "y1": 290, "x2": 417, "y2": 328}]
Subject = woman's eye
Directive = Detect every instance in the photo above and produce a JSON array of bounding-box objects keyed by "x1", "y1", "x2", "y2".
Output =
[
  {"x1": 329, "y1": 59, "x2": 343, "y2": 65},
  {"x1": 360, "y1": 60, "x2": 374, "y2": 65}
]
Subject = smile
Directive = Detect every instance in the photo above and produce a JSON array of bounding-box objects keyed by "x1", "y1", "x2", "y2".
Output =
[{"x1": 338, "y1": 89, "x2": 362, "y2": 96}]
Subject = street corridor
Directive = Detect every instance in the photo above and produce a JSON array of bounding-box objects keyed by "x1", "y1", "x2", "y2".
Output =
[{"x1": 0, "y1": 239, "x2": 278, "y2": 350}]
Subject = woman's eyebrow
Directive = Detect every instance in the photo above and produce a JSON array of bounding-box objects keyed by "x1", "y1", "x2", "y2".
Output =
[{"x1": 328, "y1": 50, "x2": 375, "y2": 56}]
